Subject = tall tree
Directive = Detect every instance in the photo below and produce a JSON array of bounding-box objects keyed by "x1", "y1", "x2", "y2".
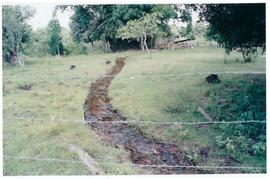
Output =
[
  {"x1": 59, "y1": 5, "x2": 177, "y2": 51},
  {"x1": 23, "y1": 28, "x2": 50, "y2": 57},
  {"x1": 179, "y1": 23, "x2": 195, "y2": 39},
  {"x1": 177, "y1": 4, "x2": 198, "y2": 39},
  {"x1": 2, "y1": 6, "x2": 35, "y2": 63},
  {"x1": 61, "y1": 28, "x2": 87, "y2": 55},
  {"x1": 200, "y1": 4, "x2": 266, "y2": 62},
  {"x1": 117, "y1": 12, "x2": 165, "y2": 52},
  {"x1": 48, "y1": 19, "x2": 65, "y2": 56}
]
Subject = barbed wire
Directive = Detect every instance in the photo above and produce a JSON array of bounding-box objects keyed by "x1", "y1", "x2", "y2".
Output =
[
  {"x1": 4, "y1": 116, "x2": 266, "y2": 125},
  {"x1": 3, "y1": 60, "x2": 266, "y2": 173},
  {"x1": 3, "y1": 70, "x2": 265, "y2": 81},
  {"x1": 3, "y1": 155, "x2": 266, "y2": 171},
  {"x1": 3, "y1": 155, "x2": 82, "y2": 163}
]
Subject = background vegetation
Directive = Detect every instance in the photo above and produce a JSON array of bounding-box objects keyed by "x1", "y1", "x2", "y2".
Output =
[
  {"x1": 2, "y1": 3, "x2": 266, "y2": 175},
  {"x1": 3, "y1": 48, "x2": 266, "y2": 174}
]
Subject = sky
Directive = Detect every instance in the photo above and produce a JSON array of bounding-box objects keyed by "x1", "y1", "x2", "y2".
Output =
[{"x1": 27, "y1": 4, "x2": 73, "y2": 30}]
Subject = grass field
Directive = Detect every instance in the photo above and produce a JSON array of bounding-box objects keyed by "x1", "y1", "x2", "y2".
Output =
[
  {"x1": 3, "y1": 53, "x2": 146, "y2": 175},
  {"x1": 109, "y1": 48, "x2": 266, "y2": 172},
  {"x1": 3, "y1": 47, "x2": 266, "y2": 174}
]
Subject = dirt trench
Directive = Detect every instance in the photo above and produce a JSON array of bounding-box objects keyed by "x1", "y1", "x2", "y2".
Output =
[{"x1": 83, "y1": 57, "x2": 197, "y2": 174}]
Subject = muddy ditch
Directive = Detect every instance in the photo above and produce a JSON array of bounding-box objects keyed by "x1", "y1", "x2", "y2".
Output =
[{"x1": 83, "y1": 57, "x2": 199, "y2": 174}]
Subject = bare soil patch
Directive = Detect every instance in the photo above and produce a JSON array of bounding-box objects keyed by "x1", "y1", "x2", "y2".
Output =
[{"x1": 84, "y1": 57, "x2": 197, "y2": 174}]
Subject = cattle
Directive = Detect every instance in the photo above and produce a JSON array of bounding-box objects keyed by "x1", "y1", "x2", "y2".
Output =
[
  {"x1": 205, "y1": 74, "x2": 221, "y2": 84},
  {"x1": 70, "y1": 65, "x2": 76, "y2": 70}
]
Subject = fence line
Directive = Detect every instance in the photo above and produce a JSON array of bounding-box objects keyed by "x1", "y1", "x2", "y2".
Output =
[
  {"x1": 4, "y1": 116, "x2": 266, "y2": 125},
  {"x1": 3, "y1": 155, "x2": 82, "y2": 163},
  {"x1": 4, "y1": 71, "x2": 266, "y2": 81},
  {"x1": 3, "y1": 155, "x2": 266, "y2": 171}
]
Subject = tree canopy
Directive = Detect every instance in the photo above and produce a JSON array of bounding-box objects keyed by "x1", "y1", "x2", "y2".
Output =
[
  {"x1": 2, "y1": 5, "x2": 35, "y2": 63},
  {"x1": 48, "y1": 19, "x2": 65, "y2": 56},
  {"x1": 3, "y1": 4, "x2": 266, "y2": 62},
  {"x1": 117, "y1": 12, "x2": 165, "y2": 52},
  {"x1": 200, "y1": 4, "x2": 266, "y2": 61},
  {"x1": 60, "y1": 5, "x2": 178, "y2": 51}
]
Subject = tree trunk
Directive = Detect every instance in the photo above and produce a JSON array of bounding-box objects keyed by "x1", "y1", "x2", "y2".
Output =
[
  {"x1": 144, "y1": 35, "x2": 149, "y2": 52},
  {"x1": 103, "y1": 41, "x2": 106, "y2": 53},
  {"x1": 150, "y1": 36, "x2": 154, "y2": 49},
  {"x1": 140, "y1": 37, "x2": 145, "y2": 51},
  {"x1": 57, "y1": 43, "x2": 60, "y2": 58},
  {"x1": 106, "y1": 41, "x2": 110, "y2": 53},
  {"x1": 241, "y1": 49, "x2": 251, "y2": 63},
  {"x1": 104, "y1": 41, "x2": 107, "y2": 53}
]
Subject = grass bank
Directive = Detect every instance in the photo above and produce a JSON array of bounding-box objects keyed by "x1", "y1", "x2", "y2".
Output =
[
  {"x1": 109, "y1": 47, "x2": 266, "y2": 173},
  {"x1": 3, "y1": 47, "x2": 266, "y2": 174}
]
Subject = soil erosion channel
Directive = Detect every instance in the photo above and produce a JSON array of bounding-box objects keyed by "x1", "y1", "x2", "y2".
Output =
[{"x1": 83, "y1": 57, "x2": 197, "y2": 174}]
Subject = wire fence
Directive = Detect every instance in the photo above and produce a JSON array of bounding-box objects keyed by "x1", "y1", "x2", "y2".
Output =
[
  {"x1": 3, "y1": 113, "x2": 267, "y2": 173},
  {"x1": 3, "y1": 155, "x2": 266, "y2": 171},
  {"x1": 4, "y1": 116, "x2": 266, "y2": 125},
  {"x1": 3, "y1": 69, "x2": 267, "y2": 173},
  {"x1": 3, "y1": 70, "x2": 266, "y2": 81}
]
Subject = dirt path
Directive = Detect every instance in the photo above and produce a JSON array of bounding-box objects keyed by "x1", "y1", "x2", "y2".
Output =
[{"x1": 83, "y1": 57, "x2": 197, "y2": 174}]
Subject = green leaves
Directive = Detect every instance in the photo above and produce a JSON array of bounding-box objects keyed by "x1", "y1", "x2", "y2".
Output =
[
  {"x1": 116, "y1": 12, "x2": 166, "y2": 51},
  {"x1": 117, "y1": 12, "x2": 165, "y2": 41},
  {"x1": 209, "y1": 75, "x2": 266, "y2": 157},
  {"x1": 252, "y1": 142, "x2": 266, "y2": 156},
  {"x1": 48, "y1": 19, "x2": 65, "y2": 56},
  {"x1": 200, "y1": 4, "x2": 266, "y2": 57},
  {"x1": 2, "y1": 6, "x2": 35, "y2": 63},
  {"x1": 67, "y1": 5, "x2": 177, "y2": 51}
]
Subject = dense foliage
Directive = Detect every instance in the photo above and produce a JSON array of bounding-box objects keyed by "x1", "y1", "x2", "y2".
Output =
[
  {"x1": 207, "y1": 75, "x2": 266, "y2": 159},
  {"x1": 200, "y1": 4, "x2": 266, "y2": 61},
  {"x1": 3, "y1": 4, "x2": 266, "y2": 61},
  {"x1": 179, "y1": 23, "x2": 195, "y2": 40},
  {"x1": 61, "y1": 5, "x2": 178, "y2": 51},
  {"x1": 23, "y1": 27, "x2": 89, "y2": 57},
  {"x1": 2, "y1": 6, "x2": 35, "y2": 63},
  {"x1": 24, "y1": 28, "x2": 50, "y2": 57},
  {"x1": 48, "y1": 19, "x2": 65, "y2": 56},
  {"x1": 61, "y1": 28, "x2": 88, "y2": 55},
  {"x1": 117, "y1": 12, "x2": 165, "y2": 51}
]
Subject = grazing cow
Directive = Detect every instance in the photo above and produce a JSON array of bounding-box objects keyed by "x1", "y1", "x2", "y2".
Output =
[
  {"x1": 18, "y1": 84, "x2": 33, "y2": 90},
  {"x1": 70, "y1": 65, "x2": 76, "y2": 70},
  {"x1": 205, "y1": 74, "x2": 221, "y2": 84}
]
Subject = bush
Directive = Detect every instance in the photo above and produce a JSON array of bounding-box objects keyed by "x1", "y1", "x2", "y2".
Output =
[{"x1": 207, "y1": 75, "x2": 266, "y2": 157}]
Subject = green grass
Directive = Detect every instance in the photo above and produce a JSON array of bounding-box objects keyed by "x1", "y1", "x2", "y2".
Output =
[
  {"x1": 3, "y1": 53, "x2": 147, "y2": 175},
  {"x1": 109, "y1": 47, "x2": 266, "y2": 172},
  {"x1": 3, "y1": 47, "x2": 266, "y2": 175}
]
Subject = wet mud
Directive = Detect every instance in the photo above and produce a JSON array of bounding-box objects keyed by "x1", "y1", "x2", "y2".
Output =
[{"x1": 83, "y1": 57, "x2": 198, "y2": 174}]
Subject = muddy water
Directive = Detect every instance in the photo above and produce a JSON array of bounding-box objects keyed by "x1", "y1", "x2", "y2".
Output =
[{"x1": 83, "y1": 58, "x2": 197, "y2": 174}]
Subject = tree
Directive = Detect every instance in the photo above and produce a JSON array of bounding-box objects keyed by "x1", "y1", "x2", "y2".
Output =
[
  {"x1": 48, "y1": 19, "x2": 65, "y2": 56},
  {"x1": 177, "y1": 4, "x2": 198, "y2": 39},
  {"x1": 61, "y1": 28, "x2": 87, "y2": 55},
  {"x1": 193, "y1": 22, "x2": 208, "y2": 38},
  {"x1": 23, "y1": 28, "x2": 50, "y2": 57},
  {"x1": 117, "y1": 12, "x2": 164, "y2": 52},
  {"x1": 180, "y1": 22, "x2": 208, "y2": 40},
  {"x1": 2, "y1": 6, "x2": 35, "y2": 63},
  {"x1": 59, "y1": 5, "x2": 177, "y2": 51},
  {"x1": 179, "y1": 23, "x2": 195, "y2": 39},
  {"x1": 200, "y1": 4, "x2": 266, "y2": 62}
]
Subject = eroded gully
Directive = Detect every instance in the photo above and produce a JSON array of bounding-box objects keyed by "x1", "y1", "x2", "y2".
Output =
[{"x1": 83, "y1": 57, "x2": 197, "y2": 174}]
